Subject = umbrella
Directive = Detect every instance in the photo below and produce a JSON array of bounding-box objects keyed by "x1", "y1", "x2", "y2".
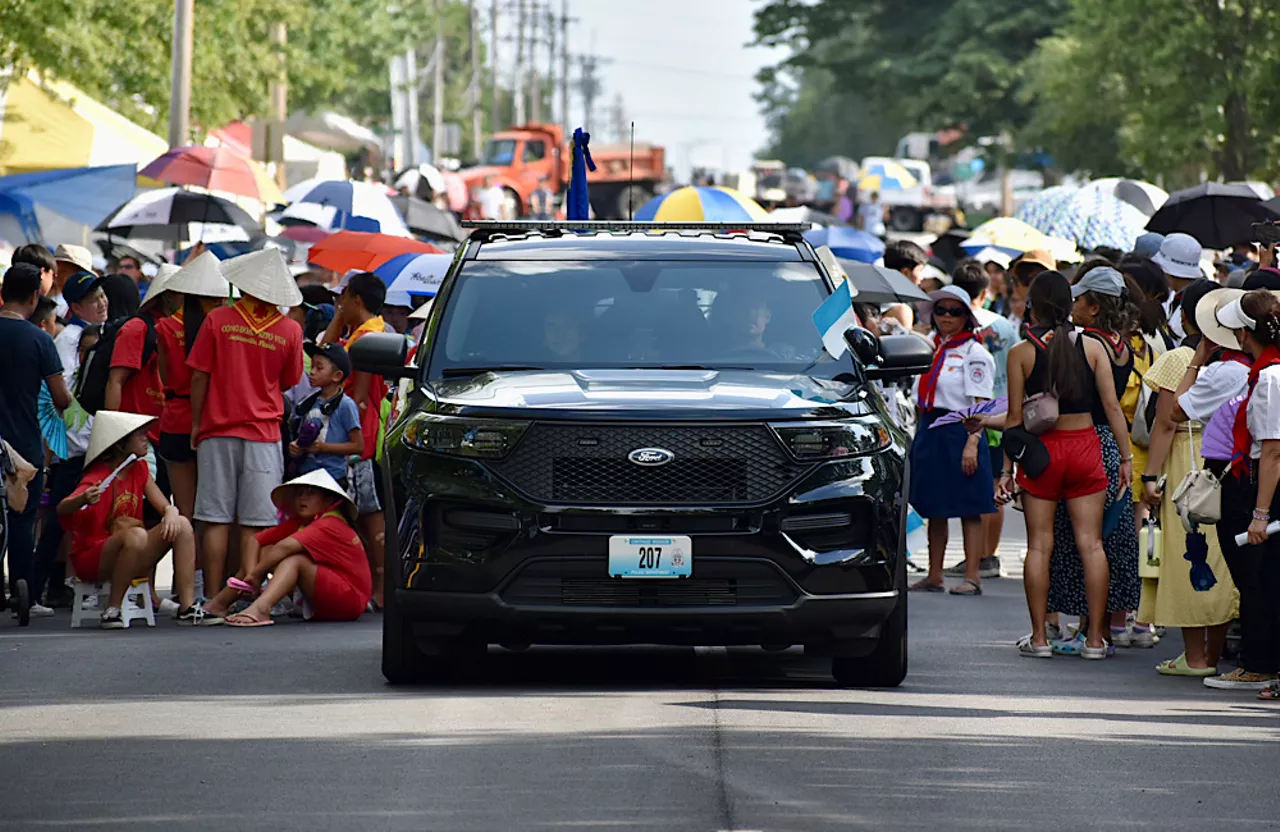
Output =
[
  {"x1": 394, "y1": 163, "x2": 447, "y2": 198},
  {"x1": 441, "y1": 171, "x2": 470, "y2": 212},
  {"x1": 278, "y1": 224, "x2": 332, "y2": 245},
  {"x1": 1014, "y1": 186, "x2": 1077, "y2": 231},
  {"x1": 1017, "y1": 186, "x2": 1148, "y2": 251},
  {"x1": 858, "y1": 160, "x2": 918, "y2": 192},
  {"x1": 282, "y1": 178, "x2": 412, "y2": 237},
  {"x1": 931, "y1": 228, "x2": 972, "y2": 271},
  {"x1": 803, "y1": 226, "x2": 885, "y2": 263},
  {"x1": 307, "y1": 230, "x2": 442, "y2": 273},
  {"x1": 390, "y1": 195, "x2": 464, "y2": 241},
  {"x1": 1146, "y1": 182, "x2": 1280, "y2": 250},
  {"x1": 38, "y1": 383, "x2": 68, "y2": 461},
  {"x1": 140, "y1": 145, "x2": 283, "y2": 204},
  {"x1": 837, "y1": 260, "x2": 930, "y2": 305},
  {"x1": 1082, "y1": 178, "x2": 1168, "y2": 217},
  {"x1": 97, "y1": 188, "x2": 262, "y2": 241},
  {"x1": 635, "y1": 186, "x2": 768, "y2": 222},
  {"x1": 961, "y1": 217, "x2": 1051, "y2": 258},
  {"x1": 376, "y1": 253, "x2": 454, "y2": 306}
]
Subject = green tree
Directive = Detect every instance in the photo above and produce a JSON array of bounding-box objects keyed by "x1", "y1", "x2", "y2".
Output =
[{"x1": 756, "y1": 66, "x2": 904, "y2": 167}]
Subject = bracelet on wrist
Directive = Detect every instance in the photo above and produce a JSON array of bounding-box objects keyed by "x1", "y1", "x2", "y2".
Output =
[
  {"x1": 1254, "y1": 508, "x2": 1271, "y2": 521},
  {"x1": 1121, "y1": 454, "x2": 1134, "y2": 462},
  {"x1": 1141, "y1": 475, "x2": 1159, "y2": 483}
]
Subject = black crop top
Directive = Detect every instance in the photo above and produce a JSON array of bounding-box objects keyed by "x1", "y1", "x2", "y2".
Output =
[
  {"x1": 1081, "y1": 330, "x2": 1132, "y2": 426},
  {"x1": 1025, "y1": 326, "x2": 1100, "y2": 416}
]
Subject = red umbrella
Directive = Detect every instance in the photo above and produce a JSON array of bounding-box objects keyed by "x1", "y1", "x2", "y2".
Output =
[
  {"x1": 141, "y1": 146, "x2": 273, "y2": 202},
  {"x1": 307, "y1": 230, "x2": 442, "y2": 273},
  {"x1": 279, "y1": 225, "x2": 332, "y2": 245}
]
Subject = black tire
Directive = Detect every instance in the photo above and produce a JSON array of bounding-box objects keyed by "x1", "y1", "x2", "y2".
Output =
[
  {"x1": 15, "y1": 578, "x2": 30, "y2": 628},
  {"x1": 889, "y1": 207, "x2": 920, "y2": 232},
  {"x1": 831, "y1": 590, "x2": 907, "y2": 687},
  {"x1": 381, "y1": 584, "x2": 435, "y2": 684}
]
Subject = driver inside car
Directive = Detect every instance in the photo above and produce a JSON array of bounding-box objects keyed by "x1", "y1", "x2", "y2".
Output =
[{"x1": 713, "y1": 293, "x2": 774, "y2": 354}]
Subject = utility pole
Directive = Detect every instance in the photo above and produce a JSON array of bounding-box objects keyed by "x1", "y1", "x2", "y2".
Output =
[
  {"x1": 470, "y1": 0, "x2": 483, "y2": 157},
  {"x1": 167, "y1": 0, "x2": 194, "y2": 148},
  {"x1": 560, "y1": 0, "x2": 570, "y2": 134},
  {"x1": 578, "y1": 54, "x2": 601, "y2": 134},
  {"x1": 431, "y1": 0, "x2": 446, "y2": 164},
  {"x1": 489, "y1": 0, "x2": 500, "y2": 133},
  {"x1": 528, "y1": 1, "x2": 540, "y2": 123},
  {"x1": 513, "y1": 0, "x2": 527, "y2": 125},
  {"x1": 405, "y1": 47, "x2": 420, "y2": 168},
  {"x1": 545, "y1": 3, "x2": 556, "y2": 126},
  {"x1": 610, "y1": 93, "x2": 626, "y2": 144},
  {"x1": 267, "y1": 22, "x2": 288, "y2": 188}
]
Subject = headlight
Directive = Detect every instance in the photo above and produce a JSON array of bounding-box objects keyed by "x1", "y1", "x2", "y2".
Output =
[
  {"x1": 402, "y1": 413, "x2": 530, "y2": 459},
  {"x1": 771, "y1": 419, "x2": 891, "y2": 460}
]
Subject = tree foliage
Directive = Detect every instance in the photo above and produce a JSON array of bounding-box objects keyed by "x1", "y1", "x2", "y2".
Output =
[{"x1": 756, "y1": 66, "x2": 904, "y2": 167}]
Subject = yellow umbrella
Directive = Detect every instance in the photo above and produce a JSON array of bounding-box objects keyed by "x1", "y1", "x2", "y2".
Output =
[{"x1": 857, "y1": 160, "x2": 918, "y2": 192}]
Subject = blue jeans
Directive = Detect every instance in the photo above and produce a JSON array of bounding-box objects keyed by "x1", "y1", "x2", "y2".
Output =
[{"x1": 5, "y1": 468, "x2": 44, "y2": 600}]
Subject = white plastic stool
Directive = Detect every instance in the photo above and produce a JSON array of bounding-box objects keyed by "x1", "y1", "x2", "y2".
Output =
[{"x1": 70, "y1": 579, "x2": 156, "y2": 629}]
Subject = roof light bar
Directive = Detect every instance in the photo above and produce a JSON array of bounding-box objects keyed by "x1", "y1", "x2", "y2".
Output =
[{"x1": 461, "y1": 220, "x2": 812, "y2": 234}]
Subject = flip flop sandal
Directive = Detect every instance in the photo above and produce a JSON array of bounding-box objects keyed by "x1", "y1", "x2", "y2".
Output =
[
  {"x1": 226, "y1": 614, "x2": 274, "y2": 628},
  {"x1": 1258, "y1": 682, "x2": 1280, "y2": 701},
  {"x1": 949, "y1": 579, "x2": 982, "y2": 596},
  {"x1": 1155, "y1": 653, "x2": 1217, "y2": 677},
  {"x1": 226, "y1": 577, "x2": 260, "y2": 596},
  {"x1": 908, "y1": 578, "x2": 945, "y2": 593}
]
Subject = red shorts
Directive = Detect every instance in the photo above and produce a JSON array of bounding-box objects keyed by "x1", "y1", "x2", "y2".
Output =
[
  {"x1": 1016, "y1": 427, "x2": 1108, "y2": 502},
  {"x1": 307, "y1": 566, "x2": 367, "y2": 621},
  {"x1": 69, "y1": 539, "x2": 108, "y2": 583}
]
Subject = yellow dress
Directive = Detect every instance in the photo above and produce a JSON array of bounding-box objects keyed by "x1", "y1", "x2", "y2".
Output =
[
  {"x1": 1121, "y1": 335, "x2": 1153, "y2": 503},
  {"x1": 1136, "y1": 347, "x2": 1239, "y2": 627}
]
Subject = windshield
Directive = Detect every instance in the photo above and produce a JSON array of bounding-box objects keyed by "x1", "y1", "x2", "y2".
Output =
[
  {"x1": 482, "y1": 138, "x2": 517, "y2": 166},
  {"x1": 427, "y1": 260, "x2": 837, "y2": 377}
]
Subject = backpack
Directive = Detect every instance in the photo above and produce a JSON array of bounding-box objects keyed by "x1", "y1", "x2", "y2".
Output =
[
  {"x1": 74, "y1": 314, "x2": 158, "y2": 415},
  {"x1": 1130, "y1": 377, "x2": 1159, "y2": 448}
]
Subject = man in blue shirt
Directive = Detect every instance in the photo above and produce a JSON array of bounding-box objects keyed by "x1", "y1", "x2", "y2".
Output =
[{"x1": 0, "y1": 264, "x2": 73, "y2": 613}]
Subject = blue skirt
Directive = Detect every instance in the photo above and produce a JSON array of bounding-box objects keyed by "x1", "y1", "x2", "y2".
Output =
[{"x1": 909, "y1": 410, "x2": 996, "y2": 520}]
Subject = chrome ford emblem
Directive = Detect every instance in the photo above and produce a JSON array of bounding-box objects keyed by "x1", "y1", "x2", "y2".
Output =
[{"x1": 628, "y1": 447, "x2": 675, "y2": 467}]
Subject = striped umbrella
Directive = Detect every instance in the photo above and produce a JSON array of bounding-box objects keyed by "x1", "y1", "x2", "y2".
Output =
[
  {"x1": 375, "y1": 252, "x2": 454, "y2": 306},
  {"x1": 857, "y1": 160, "x2": 918, "y2": 192},
  {"x1": 634, "y1": 186, "x2": 768, "y2": 222},
  {"x1": 281, "y1": 178, "x2": 412, "y2": 237}
]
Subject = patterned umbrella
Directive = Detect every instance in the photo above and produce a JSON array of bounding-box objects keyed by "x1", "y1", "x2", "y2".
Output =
[
  {"x1": 634, "y1": 186, "x2": 768, "y2": 222},
  {"x1": 1018, "y1": 186, "x2": 1148, "y2": 251},
  {"x1": 858, "y1": 160, "x2": 918, "y2": 192}
]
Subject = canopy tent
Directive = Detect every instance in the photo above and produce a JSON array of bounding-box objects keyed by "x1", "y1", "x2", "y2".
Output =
[
  {"x1": 0, "y1": 71, "x2": 166, "y2": 175},
  {"x1": 0, "y1": 164, "x2": 136, "y2": 243},
  {"x1": 286, "y1": 112, "x2": 381, "y2": 155}
]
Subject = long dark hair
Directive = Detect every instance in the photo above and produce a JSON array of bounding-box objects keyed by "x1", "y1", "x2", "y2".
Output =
[
  {"x1": 1029, "y1": 271, "x2": 1089, "y2": 404},
  {"x1": 183, "y1": 294, "x2": 208, "y2": 356},
  {"x1": 1119, "y1": 256, "x2": 1170, "y2": 338},
  {"x1": 1073, "y1": 260, "x2": 1136, "y2": 337}
]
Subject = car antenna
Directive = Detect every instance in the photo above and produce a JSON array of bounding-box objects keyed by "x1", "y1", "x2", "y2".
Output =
[{"x1": 628, "y1": 121, "x2": 635, "y2": 221}]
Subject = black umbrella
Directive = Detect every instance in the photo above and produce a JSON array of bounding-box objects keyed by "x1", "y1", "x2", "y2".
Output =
[
  {"x1": 390, "y1": 195, "x2": 465, "y2": 242},
  {"x1": 1146, "y1": 182, "x2": 1280, "y2": 250},
  {"x1": 930, "y1": 227, "x2": 972, "y2": 271},
  {"x1": 97, "y1": 187, "x2": 262, "y2": 240},
  {"x1": 838, "y1": 260, "x2": 931, "y2": 305}
]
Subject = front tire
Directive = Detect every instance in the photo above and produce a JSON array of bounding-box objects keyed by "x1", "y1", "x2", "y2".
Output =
[
  {"x1": 831, "y1": 591, "x2": 907, "y2": 687},
  {"x1": 381, "y1": 584, "x2": 432, "y2": 684}
]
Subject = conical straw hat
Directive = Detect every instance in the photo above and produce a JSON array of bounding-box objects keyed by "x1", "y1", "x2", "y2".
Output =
[
  {"x1": 166, "y1": 251, "x2": 230, "y2": 298},
  {"x1": 220, "y1": 248, "x2": 302, "y2": 307},
  {"x1": 85, "y1": 411, "x2": 158, "y2": 467},
  {"x1": 139, "y1": 263, "x2": 180, "y2": 308},
  {"x1": 271, "y1": 468, "x2": 354, "y2": 518}
]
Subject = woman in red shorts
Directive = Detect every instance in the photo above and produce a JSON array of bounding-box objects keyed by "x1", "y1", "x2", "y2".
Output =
[
  {"x1": 204, "y1": 469, "x2": 371, "y2": 626},
  {"x1": 1000, "y1": 272, "x2": 1134, "y2": 660}
]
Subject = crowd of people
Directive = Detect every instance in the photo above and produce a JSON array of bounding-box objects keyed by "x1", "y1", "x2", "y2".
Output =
[
  {"x1": 0, "y1": 241, "x2": 430, "y2": 630},
  {"x1": 885, "y1": 229, "x2": 1280, "y2": 700}
]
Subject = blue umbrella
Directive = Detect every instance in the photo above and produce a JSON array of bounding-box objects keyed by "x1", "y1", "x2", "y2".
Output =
[
  {"x1": 567, "y1": 128, "x2": 596, "y2": 222},
  {"x1": 1017, "y1": 186, "x2": 1148, "y2": 251},
  {"x1": 804, "y1": 226, "x2": 886, "y2": 263},
  {"x1": 376, "y1": 252, "x2": 453, "y2": 306}
]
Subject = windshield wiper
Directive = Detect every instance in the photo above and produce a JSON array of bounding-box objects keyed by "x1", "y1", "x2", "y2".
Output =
[
  {"x1": 441, "y1": 365, "x2": 543, "y2": 377},
  {"x1": 642, "y1": 365, "x2": 756, "y2": 371}
]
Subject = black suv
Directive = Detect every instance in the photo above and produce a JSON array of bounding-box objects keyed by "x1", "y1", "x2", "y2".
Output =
[{"x1": 352, "y1": 221, "x2": 932, "y2": 686}]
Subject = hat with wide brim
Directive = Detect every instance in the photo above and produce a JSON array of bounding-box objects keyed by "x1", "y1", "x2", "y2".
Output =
[
  {"x1": 140, "y1": 263, "x2": 181, "y2": 308},
  {"x1": 85, "y1": 411, "x2": 158, "y2": 467},
  {"x1": 1198, "y1": 288, "x2": 1246, "y2": 349},
  {"x1": 271, "y1": 469, "x2": 355, "y2": 521},
  {"x1": 924, "y1": 285, "x2": 979, "y2": 330},
  {"x1": 166, "y1": 251, "x2": 230, "y2": 298},
  {"x1": 220, "y1": 248, "x2": 302, "y2": 307}
]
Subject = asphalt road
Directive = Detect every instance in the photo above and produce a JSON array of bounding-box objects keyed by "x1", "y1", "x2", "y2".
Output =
[{"x1": 2, "y1": 518, "x2": 1278, "y2": 831}]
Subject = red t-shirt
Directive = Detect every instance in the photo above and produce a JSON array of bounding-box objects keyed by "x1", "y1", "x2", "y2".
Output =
[
  {"x1": 342, "y1": 318, "x2": 388, "y2": 460},
  {"x1": 110, "y1": 317, "x2": 164, "y2": 441},
  {"x1": 256, "y1": 509, "x2": 372, "y2": 602},
  {"x1": 187, "y1": 300, "x2": 303, "y2": 443},
  {"x1": 156, "y1": 312, "x2": 193, "y2": 435},
  {"x1": 61, "y1": 458, "x2": 150, "y2": 582}
]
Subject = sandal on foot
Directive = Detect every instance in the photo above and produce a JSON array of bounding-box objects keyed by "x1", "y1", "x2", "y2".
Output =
[
  {"x1": 949, "y1": 579, "x2": 982, "y2": 596},
  {"x1": 1259, "y1": 682, "x2": 1280, "y2": 701},
  {"x1": 1016, "y1": 634, "x2": 1052, "y2": 659},
  {"x1": 908, "y1": 578, "x2": 944, "y2": 593},
  {"x1": 1156, "y1": 653, "x2": 1216, "y2": 677},
  {"x1": 225, "y1": 612, "x2": 274, "y2": 628},
  {"x1": 1052, "y1": 632, "x2": 1085, "y2": 655}
]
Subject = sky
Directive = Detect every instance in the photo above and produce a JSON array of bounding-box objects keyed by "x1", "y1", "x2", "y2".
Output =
[{"x1": 493, "y1": 0, "x2": 786, "y2": 181}]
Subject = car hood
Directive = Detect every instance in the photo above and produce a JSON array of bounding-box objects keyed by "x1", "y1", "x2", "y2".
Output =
[{"x1": 429, "y1": 369, "x2": 871, "y2": 420}]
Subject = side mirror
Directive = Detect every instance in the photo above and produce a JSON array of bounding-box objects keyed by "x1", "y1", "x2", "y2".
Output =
[
  {"x1": 348, "y1": 332, "x2": 413, "y2": 379},
  {"x1": 843, "y1": 327, "x2": 880, "y2": 367},
  {"x1": 866, "y1": 334, "x2": 934, "y2": 381}
]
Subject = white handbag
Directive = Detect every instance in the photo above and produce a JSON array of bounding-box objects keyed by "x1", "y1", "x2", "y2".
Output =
[{"x1": 1170, "y1": 422, "x2": 1223, "y2": 529}]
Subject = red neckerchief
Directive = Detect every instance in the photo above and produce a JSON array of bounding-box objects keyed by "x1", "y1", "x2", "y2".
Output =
[
  {"x1": 1083, "y1": 327, "x2": 1123, "y2": 355},
  {"x1": 917, "y1": 331, "x2": 976, "y2": 410},
  {"x1": 1232, "y1": 346, "x2": 1280, "y2": 476}
]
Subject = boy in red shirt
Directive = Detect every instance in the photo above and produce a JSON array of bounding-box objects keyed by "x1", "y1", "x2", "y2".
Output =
[
  {"x1": 324, "y1": 272, "x2": 389, "y2": 608},
  {"x1": 188, "y1": 250, "x2": 303, "y2": 597},
  {"x1": 58, "y1": 411, "x2": 216, "y2": 627},
  {"x1": 204, "y1": 469, "x2": 371, "y2": 626}
]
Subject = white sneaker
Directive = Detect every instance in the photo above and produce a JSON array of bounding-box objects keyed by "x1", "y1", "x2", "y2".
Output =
[
  {"x1": 28, "y1": 603, "x2": 55, "y2": 618},
  {"x1": 159, "y1": 597, "x2": 181, "y2": 618}
]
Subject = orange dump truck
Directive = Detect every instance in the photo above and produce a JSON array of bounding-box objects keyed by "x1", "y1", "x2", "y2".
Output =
[{"x1": 459, "y1": 123, "x2": 667, "y2": 219}]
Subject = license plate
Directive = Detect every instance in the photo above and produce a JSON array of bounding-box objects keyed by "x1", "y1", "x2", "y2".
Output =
[{"x1": 608, "y1": 536, "x2": 692, "y2": 579}]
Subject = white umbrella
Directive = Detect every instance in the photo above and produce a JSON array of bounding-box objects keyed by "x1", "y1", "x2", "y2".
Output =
[
  {"x1": 281, "y1": 178, "x2": 412, "y2": 237},
  {"x1": 395, "y1": 164, "x2": 447, "y2": 197}
]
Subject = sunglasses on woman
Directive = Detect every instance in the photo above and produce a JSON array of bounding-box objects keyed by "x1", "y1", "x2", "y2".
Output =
[{"x1": 933, "y1": 305, "x2": 968, "y2": 317}]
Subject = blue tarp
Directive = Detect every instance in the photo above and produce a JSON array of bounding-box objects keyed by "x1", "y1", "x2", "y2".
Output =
[{"x1": 0, "y1": 164, "x2": 137, "y2": 242}]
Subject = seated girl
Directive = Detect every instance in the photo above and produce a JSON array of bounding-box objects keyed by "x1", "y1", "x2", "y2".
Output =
[
  {"x1": 58, "y1": 411, "x2": 214, "y2": 628},
  {"x1": 204, "y1": 470, "x2": 372, "y2": 627}
]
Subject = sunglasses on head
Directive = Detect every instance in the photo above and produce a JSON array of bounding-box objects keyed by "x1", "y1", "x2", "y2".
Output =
[{"x1": 933, "y1": 305, "x2": 968, "y2": 318}]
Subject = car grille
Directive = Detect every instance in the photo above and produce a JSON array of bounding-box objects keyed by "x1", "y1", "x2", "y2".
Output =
[
  {"x1": 490, "y1": 423, "x2": 810, "y2": 506},
  {"x1": 501, "y1": 561, "x2": 799, "y2": 608}
]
